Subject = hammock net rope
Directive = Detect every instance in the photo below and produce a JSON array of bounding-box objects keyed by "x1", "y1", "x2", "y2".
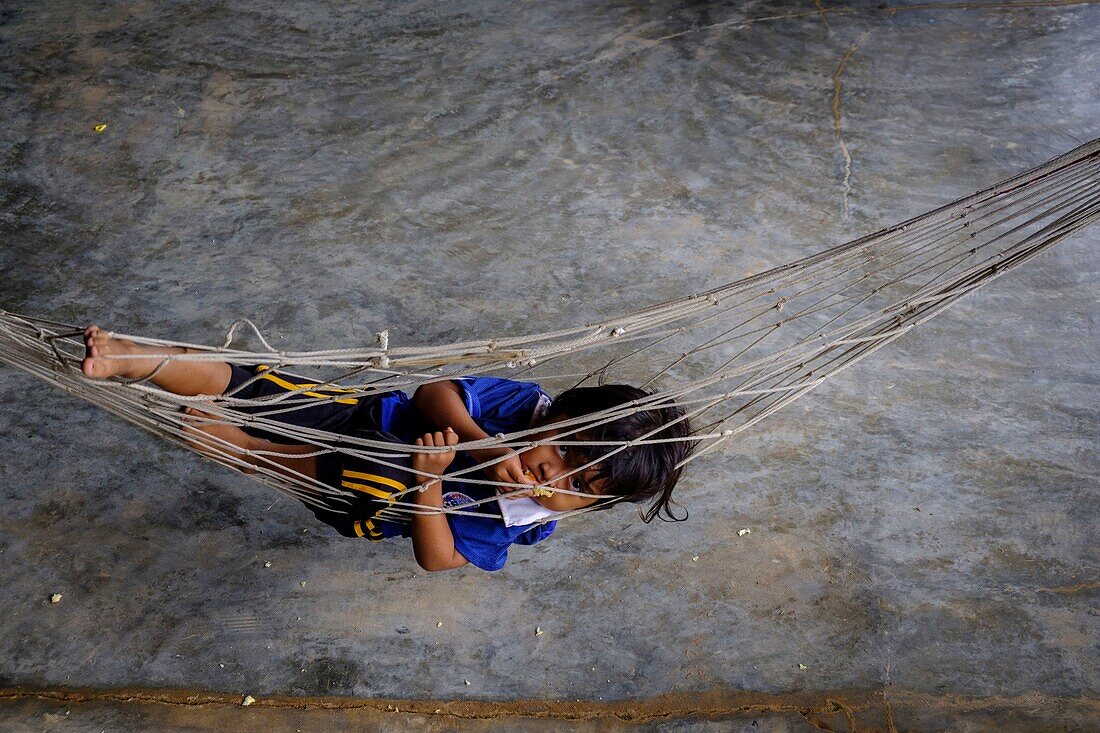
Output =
[{"x1": 2, "y1": 138, "x2": 1098, "y2": 524}]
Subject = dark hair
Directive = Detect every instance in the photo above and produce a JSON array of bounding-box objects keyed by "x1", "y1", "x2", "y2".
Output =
[{"x1": 544, "y1": 384, "x2": 696, "y2": 522}]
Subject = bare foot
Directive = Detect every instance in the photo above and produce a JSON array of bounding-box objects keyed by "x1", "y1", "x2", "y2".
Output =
[
  {"x1": 181, "y1": 406, "x2": 258, "y2": 473},
  {"x1": 81, "y1": 325, "x2": 148, "y2": 379},
  {"x1": 81, "y1": 325, "x2": 231, "y2": 395}
]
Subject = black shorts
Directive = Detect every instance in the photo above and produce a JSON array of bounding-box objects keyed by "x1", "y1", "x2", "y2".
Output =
[
  {"x1": 309, "y1": 435, "x2": 416, "y2": 541},
  {"x1": 224, "y1": 365, "x2": 416, "y2": 540},
  {"x1": 224, "y1": 364, "x2": 382, "y2": 443}
]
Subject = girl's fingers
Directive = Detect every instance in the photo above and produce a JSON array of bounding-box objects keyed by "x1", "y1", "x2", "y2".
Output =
[
  {"x1": 497, "y1": 467, "x2": 533, "y2": 496},
  {"x1": 502, "y1": 467, "x2": 535, "y2": 494},
  {"x1": 445, "y1": 428, "x2": 459, "y2": 447},
  {"x1": 415, "y1": 437, "x2": 424, "y2": 446},
  {"x1": 181, "y1": 405, "x2": 220, "y2": 419}
]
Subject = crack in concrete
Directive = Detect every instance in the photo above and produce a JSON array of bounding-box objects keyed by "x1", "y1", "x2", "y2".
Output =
[
  {"x1": 832, "y1": 32, "x2": 871, "y2": 220},
  {"x1": 882, "y1": 689, "x2": 900, "y2": 733},
  {"x1": 881, "y1": 659, "x2": 900, "y2": 733},
  {"x1": 814, "y1": 0, "x2": 834, "y2": 31}
]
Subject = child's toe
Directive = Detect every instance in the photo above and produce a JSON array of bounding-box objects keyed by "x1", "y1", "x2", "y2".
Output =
[{"x1": 84, "y1": 356, "x2": 111, "y2": 379}]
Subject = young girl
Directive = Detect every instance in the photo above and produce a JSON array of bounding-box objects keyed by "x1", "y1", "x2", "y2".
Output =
[{"x1": 82, "y1": 326, "x2": 693, "y2": 572}]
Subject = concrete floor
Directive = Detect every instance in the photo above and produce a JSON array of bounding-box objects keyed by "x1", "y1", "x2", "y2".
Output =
[{"x1": 1, "y1": 1, "x2": 1098, "y2": 730}]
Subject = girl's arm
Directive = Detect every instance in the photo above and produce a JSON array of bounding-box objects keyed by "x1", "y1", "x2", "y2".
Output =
[
  {"x1": 412, "y1": 381, "x2": 493, "y2": 459},
  {"x1": 412, "y1": 381, "x2": 535, "y2": 492},
  {"x1": 410, "y1": 481, "x2": 469, "y2": 571},
  {"x1": 183, "y1": 407, "x2": 319, "y2": 480},
  {"x1": 410, "y1": 428, "x2": 468, "y2": 571}
]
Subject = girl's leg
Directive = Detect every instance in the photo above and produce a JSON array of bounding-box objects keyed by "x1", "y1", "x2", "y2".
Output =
[
  {"x1": 82, "y1": 325, "x2": 232, "y2": 396},
  {"x1": 83, "y1": 330, "x2": 323, "y2": 480},
  {"x1": 182, "y1": 407, "x2": 319, "y2": 479}
]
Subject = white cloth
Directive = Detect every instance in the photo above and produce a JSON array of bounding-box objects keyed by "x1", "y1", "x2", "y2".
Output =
[{"x1": 497, "y1": 494, "x2": 563, "y2": 527}]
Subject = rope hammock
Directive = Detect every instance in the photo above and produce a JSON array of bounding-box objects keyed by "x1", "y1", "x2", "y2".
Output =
[{"x1": 2, "y1": 138, "x2": 1098, "y2": 526}]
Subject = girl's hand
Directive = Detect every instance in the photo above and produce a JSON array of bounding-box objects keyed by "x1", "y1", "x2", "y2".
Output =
[
  {"x1": 476, "y1": 451, "x2": 538, "y2": 498},
  {"x1": 412, "y1": 428, "x2": 460, "y2": 487}
]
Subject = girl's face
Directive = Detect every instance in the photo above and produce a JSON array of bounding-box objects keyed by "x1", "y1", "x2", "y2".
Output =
[{"x1": 518, "y1": 422, "x2": 607, "y2": 513}]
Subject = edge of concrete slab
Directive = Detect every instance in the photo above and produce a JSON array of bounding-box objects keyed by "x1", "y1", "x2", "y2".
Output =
[{"x1": 2, "y1": 684, "x2": 1098, "y2": 731}]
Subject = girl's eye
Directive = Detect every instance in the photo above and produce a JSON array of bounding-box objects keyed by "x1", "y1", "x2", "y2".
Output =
[
  {"x1": 558, "y1": 445, "x2": 569, "y2": 455},
  {"x1": 571, "y1": 478, "x2": 583, "y2": 491}
]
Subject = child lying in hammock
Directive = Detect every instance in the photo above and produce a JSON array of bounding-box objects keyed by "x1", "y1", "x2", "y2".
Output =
[{"x1": 82, "y1": 326, "x2": 693, "y2": 572}]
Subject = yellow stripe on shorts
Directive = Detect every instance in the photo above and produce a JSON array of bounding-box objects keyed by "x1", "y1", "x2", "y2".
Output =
[
  {"x1": 254, "y1": 365, "x2": 359, "y2": 405},
  {"x1": 341, "y1": 470, "x2": 407, "y2": 493},
  {"x1": 341, "y1": 479, "x2": 393, "y2": 501}
]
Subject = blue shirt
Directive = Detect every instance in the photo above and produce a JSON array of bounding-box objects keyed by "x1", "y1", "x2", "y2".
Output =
[{"x1": 375, "y1": 376, "x2": 557, "y2": 571}]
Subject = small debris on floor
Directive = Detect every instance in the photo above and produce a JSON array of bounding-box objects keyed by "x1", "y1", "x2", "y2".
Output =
[
  {"x1": 50, "y1": 593, "x2": 62, "y2": 603},
  {"x1": 691, "y1": 556, "x2": 699, "y2": 562},
  {"x1": 798, "y1": 663, "x2": 808, "y2": 670},
  {"x1": 464, "y1": 679, "x2": 470, "y2": 685},
  {"x1": 299, "y1": 581, "x2": 306, "y2": 587},
  {"x1": 437, "y1": 621, "x2": 443, "y2": 628},
  {"x1": 241, "y1": 695, "x2": 255, "y2": 706},
  {"x1": 93, "y1": 123, "x2": 107, "y2": 133},
  {"x1": 264, "y1": 561, "x2": 272, "y2": 568},
  {"x1": 535, "y1": 626, "x2": 544, "y2": 636},
  {"x1": 738, "y1": 528, "x2": 751, "y2": 537}
]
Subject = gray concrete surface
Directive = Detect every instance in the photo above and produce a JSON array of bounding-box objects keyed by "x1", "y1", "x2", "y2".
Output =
[{"x1": 1, "y1": 1, "x2": 1097, "y2": 730}]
